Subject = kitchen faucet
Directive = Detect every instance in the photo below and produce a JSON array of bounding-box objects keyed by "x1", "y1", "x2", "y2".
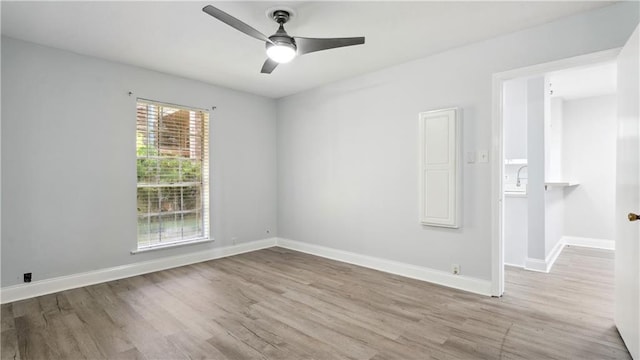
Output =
[{"x1": 516, "y1": 165, "x2": 528, "y2": 187}]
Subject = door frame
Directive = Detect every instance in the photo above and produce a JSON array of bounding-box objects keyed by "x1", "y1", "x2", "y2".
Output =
[{"x1": 490, "y1": 48, "x2": 622, "y2": 296}]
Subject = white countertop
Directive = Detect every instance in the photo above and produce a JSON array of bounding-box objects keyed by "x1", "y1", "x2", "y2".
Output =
[
  {"x1": 505, "y1": 192, "x2": 527, "y2": 198},
  {"x1": 545, "y1": 181, "x2": 579, "y2": 189}
]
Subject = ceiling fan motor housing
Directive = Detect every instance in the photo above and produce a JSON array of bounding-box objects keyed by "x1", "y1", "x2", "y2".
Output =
[
  {"x1": 266, "y1": 16, "x2": 297, "y2": 52},
  {"x1": 271, "y1": 10, "x2": 291, "y2": 24}
]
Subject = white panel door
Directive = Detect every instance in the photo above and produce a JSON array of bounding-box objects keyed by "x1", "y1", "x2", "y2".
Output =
[
  {"x1": 615, "y1": 25, "x2": 639, "y2": 360},
  {"x1": 419, "y1": 108, "x2": 460, "y2": 228}
]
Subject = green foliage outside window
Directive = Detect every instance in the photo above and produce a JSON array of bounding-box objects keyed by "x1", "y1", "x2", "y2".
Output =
[{"x1": 136, "y1": 134, "x2": 202, "y2": 214}]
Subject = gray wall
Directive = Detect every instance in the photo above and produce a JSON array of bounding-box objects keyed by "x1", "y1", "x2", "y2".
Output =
[
  {"x1": 1, "y1": 37, "x2": 278, "y2": 287},
  {"x1": 276, "y1": 2, "x2": 638, "y2": 280}
]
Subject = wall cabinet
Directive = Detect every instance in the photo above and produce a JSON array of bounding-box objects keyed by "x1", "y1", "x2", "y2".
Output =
[{"x1": 419, "y1": 108, "x2": 461, "y2": 228}]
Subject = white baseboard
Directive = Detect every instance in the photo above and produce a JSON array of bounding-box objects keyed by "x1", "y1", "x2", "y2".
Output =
[
  {"x1": 523, "y1": 235, "x2": 611, "y2": 274},
  {"x1": 275, "y1": 238, "x2": 492, "y2": 296},
  {"x1": 562, "y1": 236, "x2": 614, "y2": 250},
  {"x1": 0, "y1": 238, "x2": 277, "y2": 304},
  {"x1": 524, "y1": 258, "x2": 549, "y2": 272},
  {"x1": 545, "y1": 239, "x2": 565, "y2": 271},
  {"x1": 504, "y1": 262, "x2": 525, "y2": 268},
  {"x1": 2, "y1": 236, "x2": 499, "y2": 303},
  {"x1": 525, "y1": 239, "x2": 565, "y2": 273}
]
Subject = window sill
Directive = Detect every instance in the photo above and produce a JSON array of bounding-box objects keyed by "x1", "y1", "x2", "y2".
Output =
[{"x1": 131, "y1": 238, "x2": 214, "y2": 254}]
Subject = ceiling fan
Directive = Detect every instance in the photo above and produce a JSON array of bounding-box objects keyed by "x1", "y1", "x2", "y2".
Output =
[{"x1": 202, "y1": 5, "x2": 365, "y2": 74}]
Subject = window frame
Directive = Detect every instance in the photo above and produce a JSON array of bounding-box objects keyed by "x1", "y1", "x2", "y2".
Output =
[{"x1": 133, "y1": 98, "x2": 211, "y2": 253}]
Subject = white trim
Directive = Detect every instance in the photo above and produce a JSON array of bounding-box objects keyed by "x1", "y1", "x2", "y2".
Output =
[
  {"x1": 525, "y1": 239, "x2": 565, "y2": 273},
  {"x1": 0, "y1": 238, "x2": 277, "y2": 304},
  {"x1": 545, "y1": 239, "x2": 565, "y2": 272},
  {"x1": 1, "y1": 233, "x2": 613, "y2": 304},
  {"x1": 563, "y1": 236, "x2": 614, "y2": 250},
  {"x1": 491, "y1": 73, "x2": 505, "y2": 296},
  {"x1": 275, "y1": 238, "x2": 492, "y2": 296},
  {"x1": 492, "y1": 48, "x2": 621, "y2": 82},
  {"x1": 2, "y1": 236, "x2": 495, "y2": 303},
  {"x1": 491, "y1": 48, "x2": 621, "y2": 295},
  {"x1": 524, "y1": 258, "x2": 549, "y2": 273},
  {"x1": 131, "y1": 238, "x2": 214, "y2": 254},
  {"x1": 504, "y1": 262, "x2": 525, "y2": 269},
  {"x1": 521, "y1": 236, "x2": 614, "y2": 274}
]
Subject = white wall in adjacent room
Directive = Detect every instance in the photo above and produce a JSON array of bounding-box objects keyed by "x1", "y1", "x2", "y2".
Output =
[
  {"x1": 1, "y1": 37, "x2": 278, "y2": 287},
  {"x1": 562, "y1": 95, "x2": 617, "y2": 241}
]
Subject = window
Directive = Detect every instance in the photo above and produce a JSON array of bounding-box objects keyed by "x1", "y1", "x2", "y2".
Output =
[{"x1": 136, "y1": 99, "x2": 209, "y2": 250}]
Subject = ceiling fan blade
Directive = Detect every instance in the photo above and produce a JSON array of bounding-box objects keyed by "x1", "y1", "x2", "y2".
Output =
[
  {"x1": 261, "y1": 59, "x2": 279, "y2": 74},
  {"x1": 203, "y1": 5, "x2": 273, "y2": 44},
  {"x1": 293, "y1": 37, "x2": 365, "y2": 55}
]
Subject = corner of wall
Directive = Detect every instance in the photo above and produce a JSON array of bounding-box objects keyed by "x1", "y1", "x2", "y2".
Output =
[{"x1": 525, "y1": 238, "x2": 566, "y2": 273}]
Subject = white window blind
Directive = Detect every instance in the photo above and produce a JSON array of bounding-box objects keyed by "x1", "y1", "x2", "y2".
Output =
[{"x1": 136, "y1": 99, "x2": 209, "y2": 249}]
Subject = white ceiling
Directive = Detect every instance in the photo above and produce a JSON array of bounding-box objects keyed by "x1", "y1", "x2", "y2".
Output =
[
  {"x1": 548, "y1": 61, "x2": 617, "y2": 100},
  {"x1": 1, "y1": 1, "x2": 616, "y2": 99}
]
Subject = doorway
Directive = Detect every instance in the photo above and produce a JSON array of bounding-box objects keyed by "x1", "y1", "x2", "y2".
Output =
[{"x1": 490, "y1": 48, "x2": 621, "y2": 296}]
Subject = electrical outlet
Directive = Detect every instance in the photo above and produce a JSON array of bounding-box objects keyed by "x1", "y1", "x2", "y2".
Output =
[
  {"x1": 231, "y1": 237, "x2": 237, "y2": 245},
  {"x1": 23, "y1": 273, "x2": 32, "y2": 283},
  {"x1": 266, "y1": 230, "x2": 270, "y2": 235},
  {"x1": 478, "y1": 150, "x2": 489, "y2": 163},
  {"x1": 451, "y1": 264, "x2": 460, "y2": 275}
]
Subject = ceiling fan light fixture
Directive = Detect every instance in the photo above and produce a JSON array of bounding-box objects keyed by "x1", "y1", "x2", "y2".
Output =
[{"x1": 266, "y1": 43, "x2": 296, "y2": 63}]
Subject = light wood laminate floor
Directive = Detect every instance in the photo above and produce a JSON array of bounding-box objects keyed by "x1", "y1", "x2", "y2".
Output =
[{"x1": 1, "y1": 246, "x2": 630, "y2": 359}]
